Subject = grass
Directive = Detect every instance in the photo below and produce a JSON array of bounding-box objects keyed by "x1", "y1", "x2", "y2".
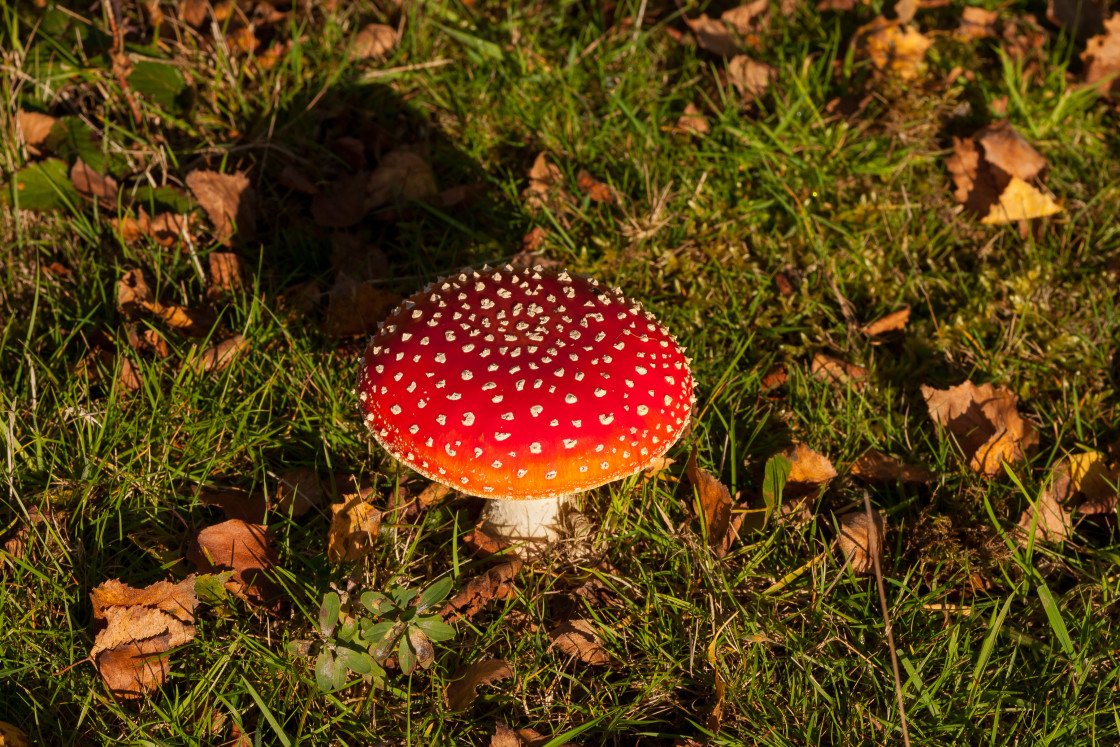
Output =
[{"x1": 4, "y1": 0, "x2": 1120, "y2": 744}]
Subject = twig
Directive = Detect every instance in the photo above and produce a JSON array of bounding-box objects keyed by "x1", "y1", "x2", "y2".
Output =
[{"x1": 866, "y1": 492, "x2": 911, "y2": 747}]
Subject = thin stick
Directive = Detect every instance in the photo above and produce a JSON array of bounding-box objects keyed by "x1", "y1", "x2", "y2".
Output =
[{"x1": 866, "y1": 492, "x2": 911, "y2": 747}]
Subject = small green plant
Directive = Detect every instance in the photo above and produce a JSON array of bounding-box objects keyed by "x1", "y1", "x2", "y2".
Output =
[{"x1": 311, "y1": 578, "x2": 456, "y2": 693}]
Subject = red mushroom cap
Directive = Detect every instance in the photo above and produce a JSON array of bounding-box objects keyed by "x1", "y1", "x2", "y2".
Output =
[{"x1": 357, "y1": 265, "x2": 694, "y2": 500}]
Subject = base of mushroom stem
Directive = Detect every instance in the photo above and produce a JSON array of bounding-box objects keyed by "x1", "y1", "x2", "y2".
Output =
[{"x1": 479, "y1": 494, "x2": 579, "y2": 547}]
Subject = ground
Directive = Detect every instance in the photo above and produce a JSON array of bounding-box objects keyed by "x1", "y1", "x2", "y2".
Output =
[{"x1": 2, "y1": 0, "x2": 1120, "y2": 745}]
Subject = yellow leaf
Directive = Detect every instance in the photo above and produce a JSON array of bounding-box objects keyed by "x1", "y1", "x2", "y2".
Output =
[{"x1": 981, "y1": 177, "x2": 1062, "y2": 224}]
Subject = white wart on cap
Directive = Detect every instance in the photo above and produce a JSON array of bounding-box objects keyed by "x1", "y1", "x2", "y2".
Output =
[{"x1": 357, "y1": 265, "x2": 695, "y2": 500}]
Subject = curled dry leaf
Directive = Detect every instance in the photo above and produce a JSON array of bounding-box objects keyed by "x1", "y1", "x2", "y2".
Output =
[
  {"x1": 277, "y1": 468, "x2": 321, "y2": 517},
  {"x1": 851, "y1": 449, "x2": 933, "y2": 484},
  {"x1": 207, "y1": 252, "x2": 246, "y2": 294},
  {"x1": 440, "y1": 560, "x2": 522, "y2": 622},
  {"x1": 728, "y1": 55, "x2": 775, "y2": 99},
  {"x1": 463, "y1": 523, "x2": 510, "y2": 558},
  {"x1": 836, "y1": 509, "x2": 884, "y2": 575},
  {"x1": 811, "y1": 353, "x2": 868, "y2": 388},
  {"x1": 445, "y1": 658, "x2": 515, "y2": 711},
  {"x1": 760, "y1": 364, "x2": 788, "y2": 391},
  {"x1": 182, "y1": 335, "x2": 248, "y2": 375},
  {"x1": 1017, "y1": 451, "x2": 1120, "y2": 545},
  {"x1": 366, "y1": 149, "x2": 438, "y2": 214},
  {"x1": 186, "y1": 169, "x2": 257, "y2": 245},
  {"x1": 187, "y1": 519, "x2": 282, "y2": 608},
  {"x1": 327, "y1": 491, "x2": 382, "y2": 563},
  {"x1": 854, "y1": 16, "x2": 933, "y2": 80},
  {"x1": 71, "y1": 158, "x2": 119, "y2": 203},
  {"x1": 89, "y1": 576, "x2": 198, "y2": 699},
  {"x1": 685, "y1": 449, "x2": 736, "y2": 557},
  {"x1": 351, "y1": 23, "x2": 397, "y2": 60},
  {"x1": 921, "y1": 381, "x2": 1038, "y2": 476},
  {"x1": 956, "y1": 6, "x2": 999, "y2": 40},
  {"x1": 863, "y1": 307, "x2": 910, "y2": 336},
  {"x1": 676, "y1": 103, "x2": 710, "y2": 135},
  {"x1": 1083, "y1": 14, "x2": 1120, "y2": 96},
  {"x1": 17, "y1": 109, "x2": 56, "y2": 154},
  {"x1": 549, "y1": 619, "x2": 617, "y2": 667},
  {"x1": 325, "y1": 275, "x2": 402, "y2": 337}
]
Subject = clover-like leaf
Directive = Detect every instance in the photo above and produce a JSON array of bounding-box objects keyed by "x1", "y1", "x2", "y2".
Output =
[
  {"x1": 337, "y1": 617, "x2": 359, "y2": 643},
  {"x1": 314, "y1": 650, "x2": 336, "y2": 692},
  {"x1": 361, "y1": 591, "x2": 394, "y2": 616},
  {"x1": 417, "y1": 577, "x2": 454, "y2": 612},
  {"x1": 391, "y1": 586, "x2": 419, "y2": 609},
  {"x1": 339, "y1": 647, "x2": 375, "y2": 675},
  {"x1": 397, "y1": 632, "x2": 417, "y2": 675},
  {"x1": 319, "y1": 592, "x2": 341, "y2": 637},
  {"x1": 413, "y1": 615, "x2": 456, "y2": 643}
]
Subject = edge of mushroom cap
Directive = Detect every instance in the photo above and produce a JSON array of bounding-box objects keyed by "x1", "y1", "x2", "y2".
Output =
[{"x1": 356, "y1": 263, "x2": 697, "y2": 501}]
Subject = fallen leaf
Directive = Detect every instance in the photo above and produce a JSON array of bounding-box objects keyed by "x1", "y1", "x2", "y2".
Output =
[
  {"x1": 854, "y1": 16, "x2": 933, "y2": 80},
  {"x1": 311, "y1": 170, "x2": 369, "y2": 228},
  {"x1": 179, "y1": 0, "x2": 208, "y2": 26},
  {"x1": 524, "y1": 152, "x2": 566, "y2": 213},
  {"x1": 980, "y1": 177, "x2": 1062, "y2": 224},
  {"x1": 198, "y1": 486, "x2": 267, "y2": 524},
  {"x1": 728, "y1": 55, "x2": 775, "y2": 99},
  {"x1": 462, "y1": 524, "x2": 510, "y2": 558},
  {"x1": 327, "y1": 492, "x2": 382, "y2": 563},
  {"x1": 207, "y1": 252, "x2": 246, "y2": 295},
  {"x1": 490, "y1": 723, "x2": 522, "y2": 747},
  {"x1": 0, "y1": 721, "x2": 29, "y2": 747},
  {"x1": 445, "y1": 658, "x2": 515, "y2": 711},
  {"x1": 785, "y1": 443, "x2": 838, "y2": 486},
  {"x1": 117, "y1": 356, "x2": 144, "y2": 392},
  {"x1": 978, "y1": 122, "x2": 1047, "y2": 181},
  {"x1": 331, "y1": 233, "x2": 389, "y2": 284},
  {"x1": 811, "y1": 353, "x2": 868, "y2": 387},
  {"x1": 182, "y1": 335, "x2": 248, "y2": 374},
  {"x1": 366, "y1": 149, "x2": 438, "y2": 213},
  {"x1": 685, "y1": 449, "x2": 735, "y2": 556},
  {"x1": 117, "y1": 268, "x2": 154, "y2": 313},
  {"x1": 111, "y1": 211, "x2": 152, "y2": 243},
  {"x1": 351, "y1": 23, "x2": 397, "y2": 60},
  {"x1": 894, "y1": 0, "x2": 919, "y2": 24},
  {"x1": 549, "y1": 619, "x2": 616, "y2": 666},
  {"x1": 2, "y1": 506, "x2": 69, "y2": 566},
  {"x1": 277, "y1": 468, "x2": 320, "y2": 517},
  {"x1": 431, "y1": 182, "x2": 487, "y2": 210},
  {"x1": 278, "y1": 164, "x2": 319, "y2": 195},
  {"x1": 575, "y1": 170, "x2": 616, "y2": 204},
  {"x1": 520, "y1": 227, "x2": 549, "y2": 253},
  {"x1": 956, "y1": 6, "x2": 999, "y2": 40},
  {"x1": 89, "y1": 576, "x2": 198, "y2": 699},
  {"x1": 417, "y1": 481, "x2": 453, "y2": 508},
  {"x1": 1047, "y1": 0, "x2": 1107, "y2": 40},
  {"x1": 684, "y1": 15, "x2": 739, "y2": 56},
  {"x1": 676, "y1": 103, "x2": 711, "y2": 135},
  {"x1": 921, "y1": 380, "x2": 1038, "y2": 476},
  {"x1": 1017, "y1": 451, "x2": 1120, "y2": 545},
  {"x1": 186, "y1": 169, "x2": 257, "y2": 245},
  {"x1": 325, "y1": 275, "x2": 401, "y2": 337},
  {"x1": 187, "y1": 519, "x2": 282, "y2": 608},
  {"x1": 148, "y1": 212, "x2": 192, "y2": 246},
  {"x1": 441, "y1": 560, "x2": 522, "y2": 622},
  {"x1": 70, "y1": 158, "x2": 119, "y2": 203},
  {"x1": 836, "y1": 509, "x2": 884, "y2": 574},
  {"x1": 1069, "y1": 450, "x2": 1120, "y2": 514},
  {"x1": 641, "y1": 456, "x2": 676, "y2": 482},
  {"x1": 851, "y1": 449, "x2": 933, "y2": 483},
  {"x1": 17, "y1": 110, "x2": 56, "y2": 154},
  {"x1": 817, "y1": 0, "x2": 857, "y2": 10},
  {"x1": 722, "y1": 0, "x2": 770, "y2": 35},
  {"x1": 761, "y1": 365, "x2": 788, "y2": 391},
  {"x1": 1083, "y1": 14, "x2": 1120, "y2": 96},
  {"x1": 863, "y1": 307, "x2": 910, "y2": 336}
]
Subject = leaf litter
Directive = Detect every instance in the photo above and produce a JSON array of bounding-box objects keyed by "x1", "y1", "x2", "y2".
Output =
[{"x1": 922, "y1": 380, "x2": 1038, "y2": 476}]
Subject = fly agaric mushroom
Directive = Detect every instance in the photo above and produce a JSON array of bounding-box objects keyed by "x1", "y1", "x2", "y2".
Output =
[{"x1": 357, "y1": 265, "x2": 694, "y2": 546}]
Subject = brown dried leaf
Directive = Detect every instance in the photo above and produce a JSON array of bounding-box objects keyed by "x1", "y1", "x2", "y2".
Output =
[
  {"x1": 207, "y1": 252, "x2": 246, "y2": 294},
  {"x1": 71, "y1": 158, "x2": 119, "y2": 202},
  {"x1": 327, "y1": 492, "x2": 382, "y2": 563},
  {"x1": 445, "y1": 658, "x2": 515, "y2": 711},
  {"x1": 948, "y1": 124, "x2": 1059, "y2": 223},
  {"x1": 978, "y1": 121, "x2": 1048, "y2": 182},
  {"x1": 187, "y1": 520, "x2": 281, "y2": 607},
  {"x1": 111, "y1": 211, "x2": 152, "y2": 243},
  {"x1": 89, "y1": 576, "x2": 198, "y2": 699},
  {"x1": 851, "y1": 449, "x2": 933, "y2": 483},
  {"x1": 117, "y1": 356, "x2": 144, "y2": 392},
  {"x1": 331, "y1": 232, "x2": 389, "y2": 282},
  {"x1": 0, "y1": 721, "x2": 29, "y2": 747},
  {"x1": 575, "y1": 170, "x2": 617, "y2": 204},
  {"x1": 684, "y1": 15, "x2": 740, "y2": 56},
  {"x1": 676, "y1": 103, "x2": 711, "y2": 135},
  {"x1": 198, "y1": 486, "x2": 267, "y2": 524},
  {"x1": 921, "y1": 381, "x2": 1038, "y2": 476},
  {"x1": 185, "y1": 170, "x2": 257, "y2": 245},
  {"x1": 441, "y1": 560, "x2": 522, "y2": 622},
  {"x1": 836, "y1": 509, "x2": 884, "y2": 574},
  {"x1": 366, "y1": 150, "x2": 438, "y2": 213},
  {"x1": 17, "y1": 110, "x2": 56, "y2": 154},
  {"x1": 1017, "y1": 451, "x2": 1120, "y2": 545},
  {"x1": 149, "y1": 212, "x2": 192, "y2": 246},
  {"x1": 784, "y1": 443, "x2": 838, "y2": 486},
  {"x1": 811, "y1": 353, "x2": 868, "y2": 387},
  {"x1": 895, "y1": 0, "x2": 919, "y2": 24},
  {"x1": 278, "y1": 164, "x2": 319, "y2": 195},
  {"x1": 956, "y1": 6, "x2": 999, "y2": 40},
  {"x1": 524, "y1": 152, "x2": 566, "y2": 213},
  {"x1": 728, "y1": 55, "x2": 775, "y2": 99},
  {"x1": 761, "y1": 364, "x2": 789, "y2": 391},
  {"x1": 182, "y1": 335, "x2": 248, "y2": 375},
  {"x1": 549, "y1": 619, "x2": 616, "y2": 666},
  {"x1": 277, "y1": 468, "x2": 320, "y2": 517},
  {"x1": 490, "y1": 723, "x2": 523, "y2": 747},
  {"x1": 685, "y1": 449, "x2": 734, "y2": 556},
  {"x1": 325, "y1": 275, "x2": 401, "y2": 337},
  {"x1": 351, "y1": 23, "x2": 397, "y2": 60},
  {"x1": 722, "y1": 0, "x2": 770, "y2": 35},
  {"x1": 179, "y1": 0, "x2": 209, "y2": 26},
  {"x1": 311, "y1": 170, "x2": 369, "y2": 228},
  {"x1": 416, "y1": 481, "x2": 453, "y2": 508},
  {"x1": 117, "y1": 269, "x2": 154, "y2": 313},
  {"x1": 463, "y1": 524, "x2": 510, "y2": 558},
  {"x1": 854, "y1": 16, "x2": 933, "y2": 80},
  {"x1": 863, "y1": 307, "x2": 910, "y2": 336},
  {"x1": 1083, "y1": 14, "x2": 1120, "y2": 96}
]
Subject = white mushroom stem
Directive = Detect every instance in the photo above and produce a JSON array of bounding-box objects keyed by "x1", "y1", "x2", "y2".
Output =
[{"x1": 480, "y1": 494, "x2": 577, "y2": 546}]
